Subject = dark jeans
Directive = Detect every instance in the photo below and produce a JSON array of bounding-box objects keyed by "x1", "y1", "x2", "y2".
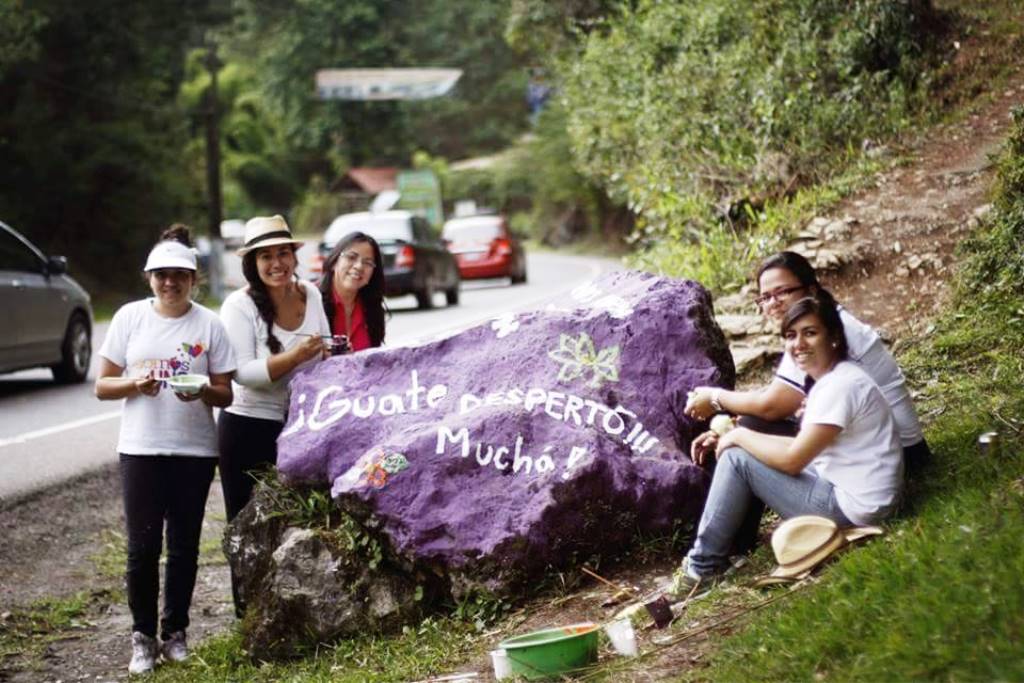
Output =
[
  {"x1": 120, "y1": 454, "x2": 216, "y2": 639},
  {"x1": 217, "y1": 410, "x2": 282, "y2": 616}
]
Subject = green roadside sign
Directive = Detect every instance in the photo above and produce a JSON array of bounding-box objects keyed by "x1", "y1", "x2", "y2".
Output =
[{"x1": 397, "y1": 169, "x2": 443, "y2": 227}]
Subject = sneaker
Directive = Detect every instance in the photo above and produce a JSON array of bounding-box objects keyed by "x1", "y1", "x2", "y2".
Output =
[
  {"x1": 665, "y1": 557, "x2": 720, "y2": 601},
  {"x1": 128, "y1": 631, "x2": 158, "y2": 675},
  {"x1": 160, "y1": 630, "x2": 188, "y2": 663}
]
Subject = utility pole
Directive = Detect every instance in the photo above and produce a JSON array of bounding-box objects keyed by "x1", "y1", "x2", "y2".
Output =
[{"x1": 203, "y1": 43, "x2": 224, "y2": 301}]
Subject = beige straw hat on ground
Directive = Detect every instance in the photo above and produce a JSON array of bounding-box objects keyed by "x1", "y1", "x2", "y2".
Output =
[{"x1": 756, "y1": 515, "x2": 884, "y2": 586}]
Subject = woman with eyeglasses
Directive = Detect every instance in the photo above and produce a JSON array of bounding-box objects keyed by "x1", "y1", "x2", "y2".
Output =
[
  {"x1": 319, "y1": 231, "x2": 388, "y2": 351},
  {"x1": 217, "y1": 215, "x2": 330, "y2": 616},
  {"x1": 686, "y1": 251, "x2": 928, "y2": 473},
  {"x1": 671, "y1": 296, "x2": 903, "y2": 597}
]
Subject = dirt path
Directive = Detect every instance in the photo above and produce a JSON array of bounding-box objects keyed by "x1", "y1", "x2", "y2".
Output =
[
  {"x1": 0, "y1": 467, "x2": 234, "y2": 682},
  {"x1": 1, "y1": 72, "x2": 1022, "y2": 683}
]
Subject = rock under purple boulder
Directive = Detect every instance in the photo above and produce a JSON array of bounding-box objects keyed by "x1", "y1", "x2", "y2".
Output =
[{"x1": 278, "y1": 270, "x2": 734, "y2": 596}]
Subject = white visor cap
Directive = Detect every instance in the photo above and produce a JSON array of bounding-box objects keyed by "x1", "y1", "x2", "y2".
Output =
[{"x1": 144, "y1": 240, "x2": 198, "y2": 272}]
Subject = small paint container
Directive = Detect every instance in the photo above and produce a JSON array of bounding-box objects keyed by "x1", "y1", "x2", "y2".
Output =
[
  {"x1": 490, "y1": 648, "x2": 511, "y2": 680},
  {"x1": 978, "y1": 431, "x2": 999, "y2": 457},
  {"x1": 604, "y1": 618, "x2": 638, "y2": 656}
]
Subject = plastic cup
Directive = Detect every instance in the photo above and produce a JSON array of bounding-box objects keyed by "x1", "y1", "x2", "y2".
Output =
[
  {"x1": 604, "y1": 618, "x2": 638, "y2": 657},
  {"x1": 490, "y1": 648, "x2": 511, "y2": 680}
]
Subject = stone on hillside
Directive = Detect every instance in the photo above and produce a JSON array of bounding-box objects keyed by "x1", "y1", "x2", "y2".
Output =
[
  {"x1": 277, "y1": 270, "x2": 734, "y2": 598},
  {"x1": 731, "y1": 343, "x2": 781, "y2": 377},
  {"x1": 224, "y1": 483, "x2": 425, "y2": 657}
]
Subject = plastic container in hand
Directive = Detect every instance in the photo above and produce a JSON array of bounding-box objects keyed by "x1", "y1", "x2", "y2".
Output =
[{"x1": 166, "y1": 374, "x2": 208, "y2": 395}]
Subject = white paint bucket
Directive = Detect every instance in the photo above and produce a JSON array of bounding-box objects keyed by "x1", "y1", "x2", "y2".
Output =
[
  {"x1": 490, "y1": 648, "x2": 512, "y2": 679},
  {"x1": 604, "y1": 618, "x2": 638, "y2": 656}
]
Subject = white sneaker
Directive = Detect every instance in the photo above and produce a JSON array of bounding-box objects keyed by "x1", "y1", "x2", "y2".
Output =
[
  {"x1": 161, "y1": 630, "x2": 188, "y2": 662},
  {"x1": 128, "y1": 631, "x2": 157, "y2": 674}
]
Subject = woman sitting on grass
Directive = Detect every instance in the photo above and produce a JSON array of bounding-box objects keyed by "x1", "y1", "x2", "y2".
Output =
[
  {"x1": 672, "y1": 296, "x2": 903, "y2": 596},
  {"x1": 685, "y1": 251, "x2": 929, "y2": 471}
]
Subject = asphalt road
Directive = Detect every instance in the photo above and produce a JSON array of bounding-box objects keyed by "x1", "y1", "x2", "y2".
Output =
[{"x1": 0, "y1": 250, "x2": 618, "y2": 505}]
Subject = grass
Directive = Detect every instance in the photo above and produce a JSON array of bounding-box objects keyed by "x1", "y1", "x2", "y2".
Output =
[
  {"x1": 151, "y1": 616, "x2": 485, "y2": 682},
  {"x1": 0, "y1": 593, "x2": 98, "y2": 669}
]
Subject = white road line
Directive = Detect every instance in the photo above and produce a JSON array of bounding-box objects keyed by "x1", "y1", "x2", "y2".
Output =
[{"x1": 0, "y1": 411, "x2": 120, "y2": 448}]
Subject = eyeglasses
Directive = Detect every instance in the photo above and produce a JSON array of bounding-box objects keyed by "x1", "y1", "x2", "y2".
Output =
[
  {"x1": 340, "y1": 251, "x2": 376, "y2": 270},
  {"x1": 754, "y1": 285, "x2": 805, "y2": 306}
]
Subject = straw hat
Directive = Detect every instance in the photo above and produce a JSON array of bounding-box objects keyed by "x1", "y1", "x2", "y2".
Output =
[
  {"x1": 758, "y1": 515, "x2": 883, "y2": 585},
  {"x1": 236, "y1": 215, "x2": 304, "y2": 256}
]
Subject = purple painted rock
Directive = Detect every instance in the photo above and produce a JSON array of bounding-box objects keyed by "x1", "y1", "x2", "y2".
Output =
[{"x1": 278, "y1": 270, "x2": 734, "y2": 596}]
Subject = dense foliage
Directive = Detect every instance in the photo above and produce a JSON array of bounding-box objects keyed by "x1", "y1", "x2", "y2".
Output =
[
  {"x1": 0, "y1": 0, "x2": 531, "y2": 292},
  {"x1": 0, "y1": 0, "x2": 230, "y2": 292},
  {"x1": 514, "y1": 0, "x2": 947, "y2": 288}
]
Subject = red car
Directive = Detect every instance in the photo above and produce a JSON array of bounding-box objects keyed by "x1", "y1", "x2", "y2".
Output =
[{"x1": 441, "y1": 214, "x2": 527, "y2": 284}]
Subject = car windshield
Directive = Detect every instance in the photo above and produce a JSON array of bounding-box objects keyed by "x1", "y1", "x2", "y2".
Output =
[
  {"x1": 326, "y1": 216, "x2": 412, "y2": 245},
  {"x1": 443, "y1": 218, "x2": 502, "y2": 242}
]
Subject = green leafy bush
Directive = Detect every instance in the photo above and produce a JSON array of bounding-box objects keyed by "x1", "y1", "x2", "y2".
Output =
[{"x1": 552, "y1": 0, "x2": 944, "y2": 286}]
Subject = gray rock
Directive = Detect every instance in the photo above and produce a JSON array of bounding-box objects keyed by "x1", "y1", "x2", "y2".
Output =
[{"x1": 224, "y1": 483, "x2": 425, "y2": 658}]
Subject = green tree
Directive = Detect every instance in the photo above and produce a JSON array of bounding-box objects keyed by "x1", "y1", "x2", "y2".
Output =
[{"x1": 0, "y1": 0, "x2": 231, "y2": 293}]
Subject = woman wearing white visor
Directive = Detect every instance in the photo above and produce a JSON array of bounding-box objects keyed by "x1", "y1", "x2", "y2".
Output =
[{"x1": 95, "y1": 224, "x2": 236, "y2": 674}]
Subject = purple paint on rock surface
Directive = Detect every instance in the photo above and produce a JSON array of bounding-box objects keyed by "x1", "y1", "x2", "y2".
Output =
[{"x1": 278, "y1": 271, "x2": 734, "y2": 592}]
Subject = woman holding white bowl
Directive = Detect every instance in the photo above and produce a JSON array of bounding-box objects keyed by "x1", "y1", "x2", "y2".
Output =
[{"x1": 95, "y1": 224, "x2": 236, "y2": 673}]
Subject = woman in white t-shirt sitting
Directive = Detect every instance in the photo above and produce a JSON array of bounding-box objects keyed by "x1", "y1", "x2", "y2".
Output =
[
  {"x1": 672, "y1": 296, "x2": 903, "y2": 596},
  {"x1": 217, "y1": 215, "x2": 330, "y2": 616},
  {"x1": 95, "y1": 225, "x2": 236, "y2": 674},
  {"x1": 686, "y1": 251, "x2": 929, "y2": 466}
]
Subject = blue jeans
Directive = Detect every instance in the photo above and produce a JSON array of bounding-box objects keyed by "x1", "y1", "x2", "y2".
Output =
[{"x1": 686, "y1": 447, "x2": 851, "y2": 577}]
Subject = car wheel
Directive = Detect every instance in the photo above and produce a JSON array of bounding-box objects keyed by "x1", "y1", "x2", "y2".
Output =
[
  {"x1": 415, "y1": 280, "x2": 436, "y2": 310},
  {"x1": 445, "y1": 285, "x2": 460, "y2": 306},
  {"x1": 51, "y1": 313, "x2": 91, "y2": 383}
]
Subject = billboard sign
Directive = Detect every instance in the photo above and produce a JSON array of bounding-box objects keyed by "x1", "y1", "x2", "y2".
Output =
[{"x1": 316, "y1": 68, "x2": 462, "y2": 101}]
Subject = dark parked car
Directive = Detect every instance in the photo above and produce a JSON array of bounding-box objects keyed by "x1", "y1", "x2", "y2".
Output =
[
  {"x1": 442, "y1": 214, "x2": 527, "y2": 284},
  {"x1": 320, "y1": 210, "x2": 461, "y2": 309},
  {"x1": 0, "y1": 220, "x2": 93, "y2": 382}
]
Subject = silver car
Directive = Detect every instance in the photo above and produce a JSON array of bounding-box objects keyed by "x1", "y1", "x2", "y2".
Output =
[{"x1": 0, "y1": 220, "x2": 93, "y2": 382}]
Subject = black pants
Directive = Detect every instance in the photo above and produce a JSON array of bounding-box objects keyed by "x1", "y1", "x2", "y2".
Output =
[
  {"x1": 217, "y1": 411, "x2": 283, "y2": 615},
  {"x1": 120, "y1": 454, "x2": 216, "y2": 639}
]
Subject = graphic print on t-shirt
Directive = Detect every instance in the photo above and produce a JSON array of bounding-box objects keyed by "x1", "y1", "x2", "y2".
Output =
[{"x1": 128, "y1": 340, "x2": 206, "y2": 387}]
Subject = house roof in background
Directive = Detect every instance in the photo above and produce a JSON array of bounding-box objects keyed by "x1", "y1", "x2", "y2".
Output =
[{"x1": 332, "y1": 167, "x2": 399, "y2": 194}]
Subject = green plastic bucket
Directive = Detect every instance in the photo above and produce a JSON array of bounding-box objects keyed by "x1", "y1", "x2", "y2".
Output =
[{"x1": 498, "y1": 622, "x2": 600, "y2": 680}]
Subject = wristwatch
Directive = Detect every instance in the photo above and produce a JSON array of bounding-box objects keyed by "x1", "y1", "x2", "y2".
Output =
[{"x1": 710, "y1": 388, "x2": 724, "y2": 413}]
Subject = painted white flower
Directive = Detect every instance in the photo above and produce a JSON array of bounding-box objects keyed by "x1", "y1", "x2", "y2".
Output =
[{"x1": 548, "y1": 331, "x2": 620, "y2": 388}]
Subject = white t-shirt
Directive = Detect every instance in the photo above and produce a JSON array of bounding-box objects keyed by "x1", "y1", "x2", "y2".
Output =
[
  {"x1": 219, "y1": 280, "x2": 330, "y2": 422},
  {"x1": 777, "y1": 307, "x2": 924, "y2": 447},
  {"x1": 802, "y1": 361, "x2": 903, "y2": 525},
  {"x1": 99, "y1": 299, "x2": 236, "y2": 457}
]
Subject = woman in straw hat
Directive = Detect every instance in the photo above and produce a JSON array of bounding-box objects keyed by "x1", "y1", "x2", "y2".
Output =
[
  {"x1": 217, "y1": 215, "x2": 330, "y2": 616},
  {"x1": 95, "y1": 224, "x2": 236, "y2": 674},
  {"x1": 671, "y1": 295, "x2": 903, "y2": 598}
]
